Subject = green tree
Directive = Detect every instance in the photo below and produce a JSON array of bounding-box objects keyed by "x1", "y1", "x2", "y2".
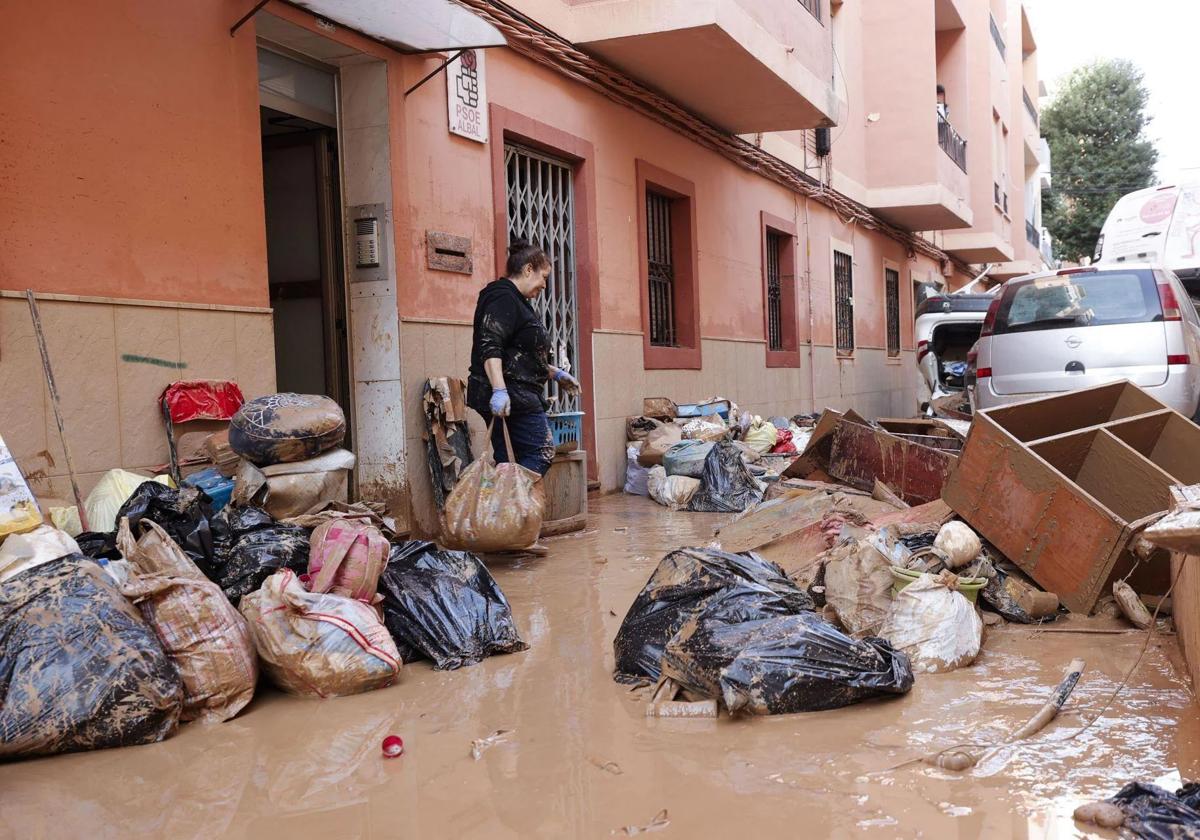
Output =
[{"x1": 1041, "y1": 59, "x2": 1158, "y2": 263}]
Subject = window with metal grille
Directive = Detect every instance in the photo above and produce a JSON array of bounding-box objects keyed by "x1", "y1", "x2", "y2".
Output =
[
  {"x1": 766, "y1": 231, "x2": 786, "y2": 351},
  {"x1": 885, "y1": 267, "x2": 901, "y2": 357},
  {"x1": 646, "y1": 190, "x2": 676, "y2": 347},
  {"x1": 505, "y1": 143, "x2": 580, "y2": 411},
  {"x1": 834, "y1": 250, "x2": 854, "y2": 354}
]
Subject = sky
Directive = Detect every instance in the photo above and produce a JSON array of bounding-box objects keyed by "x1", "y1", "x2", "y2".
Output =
[{"x1": 1025, "y1": 0, "x2": 1200, "y2": 184}]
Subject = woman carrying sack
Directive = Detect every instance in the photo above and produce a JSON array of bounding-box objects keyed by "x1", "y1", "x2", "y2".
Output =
[
  {"x1": 466, "y1": 239, "x2": 581, "y2": 475},
  {"x1": 457, "y1": 240, "x2": 580, "y2": 555}
]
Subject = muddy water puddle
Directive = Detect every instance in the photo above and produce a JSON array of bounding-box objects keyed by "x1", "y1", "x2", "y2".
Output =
[{"x1": 2, "y1": 494, "x2": 1198, "y2": 838}]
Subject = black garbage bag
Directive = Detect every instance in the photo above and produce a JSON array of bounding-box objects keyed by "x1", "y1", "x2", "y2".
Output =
[
  {"x1": 688, "y1": 440, "x2": 765, "y2": 513},
  {"x1": 379, "y1": 541, "x2": 528, "y2": 669},
  {"x1": 116, "y1": 482, "x2": 215, "y2": 573},
  {"x1": 1107, "y1": 782, "x2": 1200, "y2": 839},
  {"x1": 210, "y1": 505, "x2": 275, "y2": 563},
  {"x1": 208, "y1": 505, "x2": 309, "y2": 603},
  {"x1": 0, "y1": 555, "x2": 182, "y2": 760},
  {"x1": 612, "y1": 547, "x2": 813, "y2": 684},
  {"x1": 662, "y1": 610, "x2": 913, "y2": 715},
  {"x1": 74, "y1": 530, "x2": 120, "y2": 562}
]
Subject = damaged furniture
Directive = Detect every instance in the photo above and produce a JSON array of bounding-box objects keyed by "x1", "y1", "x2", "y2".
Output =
[{"x1": 944, "y1": 381, "x2": 1199, "y2": 614}]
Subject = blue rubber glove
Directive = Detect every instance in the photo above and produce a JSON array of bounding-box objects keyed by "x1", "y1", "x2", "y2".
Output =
[
  {"x1": 553, "y1": 369, "x2": 581, "y2": 394},
  {"x1": 489, "y1": 387, "x2": 511, "y2": 417}
]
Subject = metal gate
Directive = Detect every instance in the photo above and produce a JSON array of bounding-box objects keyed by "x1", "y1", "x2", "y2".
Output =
[{"x1": 504, "y1": 143, "x2": 579, "y2": 412}]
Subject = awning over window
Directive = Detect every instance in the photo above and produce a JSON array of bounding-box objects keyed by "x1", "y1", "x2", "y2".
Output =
[{"x1": 290, "y1": 0, "x2": 506, "y2": 53}]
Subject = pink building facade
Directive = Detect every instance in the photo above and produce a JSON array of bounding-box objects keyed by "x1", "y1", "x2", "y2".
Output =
[{"x1": 0, "y1": 0, "x2": 1045, "y2": 533}]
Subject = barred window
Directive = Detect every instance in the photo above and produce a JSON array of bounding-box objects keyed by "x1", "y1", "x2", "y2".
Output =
[
  {"x1": 766, "y1": 231, "x2": 786, "y2": 351},
  {"x1": 886, "y1": 267, "x2": 901, "y2": 357},
  {"x1": 834, "y1": 250, "x2": 854, "y2": 354},
  {"x1": 646, "y1": 190, "x2": 676, "y2": 347}
]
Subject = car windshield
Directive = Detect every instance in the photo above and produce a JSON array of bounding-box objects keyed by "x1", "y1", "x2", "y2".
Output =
[{"x1": 994, "y1": 270, "x2": 1162, "y2": 334}]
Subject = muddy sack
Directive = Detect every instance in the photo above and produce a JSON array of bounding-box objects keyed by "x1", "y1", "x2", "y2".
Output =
[
  {"x1": 637, "y1": 423, "x2": 683, "y2": 468},
  {"x1": 210, "y1": 505, "x2": 310, "y2": 604},
  {"x1": 823, "y1": 538, "x2": 895, "y2": 636},
  {"x1": 687, "y1": 440, "x2": 765, "y2": 513},
  {"x1": 0, "y1": 555, "x2": 182, "y2": 759},
  {"x1": 662, "y1": 440, "x2": 715, "y2": 479},
  {"x1": 1106, "y1": 781, "x2": 1200, "y2": 839},
  {"x1": 378, "y1": 541, "x2": 529, "y2": 670},
  {"x1": 229, "y1": 392, "x2": 346, "y2": 466},
  {"x1": 612, "y1": 547, "x2": 813, "y2": 684},
  {"x1": 881, "y1": 573, "x2": 981, "y2": 673},
  {"x1": 116, "y1": 520, "x2": 257, "y2": 723},
  {"x1": 647, "y1": 466, "x2": 700, "y2": 510},
  {"x1": 115, "y1": 481, "x2": 215, "y2": 574},
  {"x1": 240, "y1": 569, "x2": 401, "y2": 698},
  {"x1": 662, "y1": 610, "x2": 914, "y2": 715},
  {"x1": 441, "y1": 420, "x2": 545, "y2": 552}
]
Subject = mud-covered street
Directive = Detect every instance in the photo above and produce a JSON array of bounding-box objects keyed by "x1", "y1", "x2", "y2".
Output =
[{"x1": 2, "y1": 494, "x2": 1195, "y2": 839}]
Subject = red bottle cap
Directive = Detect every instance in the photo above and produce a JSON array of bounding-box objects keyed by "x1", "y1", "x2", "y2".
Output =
[{"x1": 382, "y1": 735, "x2": 405, "y2": 758}]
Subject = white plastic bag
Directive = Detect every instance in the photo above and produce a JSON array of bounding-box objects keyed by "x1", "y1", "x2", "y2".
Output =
[
  {"x1": 0, "y1": 525, "x2": 80, "y2": 584},
  {"x1": 624, "y1": 444, "x2": 649, "y2": 496},
  {"x1": 743, "y1": 418, "x2": 778, "y2": 454},
  {"x1": 647, "y1": 466, "x2": 700, "y2": 510},
  {"x1": 882, "y1": 574, "x2": 982, "y2": 673},
  {"x1": 84, "y1": 470, "x2": 173, "y2": 533}
]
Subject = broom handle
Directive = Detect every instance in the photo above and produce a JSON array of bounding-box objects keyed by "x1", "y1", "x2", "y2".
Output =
[{"x1": 26, "y1": 290, "x2": 89, "y2": 531}]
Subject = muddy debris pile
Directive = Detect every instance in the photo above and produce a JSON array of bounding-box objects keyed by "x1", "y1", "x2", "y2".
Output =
[
  {"x1": 624, "y1": 396, "x2": 819, "y2": 513},
  {"x1": 616, "y1": 384, "x2": 1199, "y2": 718},
  {"x1": 0, "y1": 391, "x2": 528, "y2": 762}
]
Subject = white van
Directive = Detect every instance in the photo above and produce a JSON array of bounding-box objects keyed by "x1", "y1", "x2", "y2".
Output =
[{"x1": 1096, "y1": 183, "x2": 1200, "y2": 293}]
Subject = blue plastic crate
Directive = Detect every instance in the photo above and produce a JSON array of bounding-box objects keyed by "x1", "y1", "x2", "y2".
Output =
[
  {"x1": 182, "y1": 466, "x2": 234, "y2": 513},
  {"x1": 548, "y1": 412, "x2": 585, "y2": 453}
]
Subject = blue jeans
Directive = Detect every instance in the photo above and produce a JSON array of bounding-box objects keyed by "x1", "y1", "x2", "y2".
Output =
[{"x1": 482, "y1": 411, "x2": 555, "y2": 476}]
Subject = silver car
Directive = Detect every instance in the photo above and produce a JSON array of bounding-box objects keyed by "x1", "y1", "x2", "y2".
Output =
[{"x1": 972, "y1": 264, "x2": 1200, "y2": 419}]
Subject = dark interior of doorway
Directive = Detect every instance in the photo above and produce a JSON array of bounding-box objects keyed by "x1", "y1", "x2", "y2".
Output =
[{"x1": 259, "y1": 106, "x2": 352, "y2": 436}]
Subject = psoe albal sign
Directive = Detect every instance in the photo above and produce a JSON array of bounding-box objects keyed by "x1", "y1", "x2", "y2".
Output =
[{"x1": 448, "y1": 49, "x2": 487, "y2": 143}]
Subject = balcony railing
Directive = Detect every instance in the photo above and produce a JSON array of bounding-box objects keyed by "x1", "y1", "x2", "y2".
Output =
[
  {"x1": 990, "y1": 14, "x2": 1006, "y2": 59},
  {"x1": 1026, "y1": 219, "x2": 1040, "y2": 247},
  {"x1": 798, "y1": 0, "x2": 821, "y2": 22},
  {"x1": 938, "y1": 113, "x2": 967, "y2": 172},
  {"x1": 1023, "y1": 88, "x2": 1038, "y2": 123}
]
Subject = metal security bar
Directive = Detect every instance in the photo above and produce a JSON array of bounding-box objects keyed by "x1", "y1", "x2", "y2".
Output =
[
  {"x1": 1023, "y1": 88, "x2": 1038, "y2": 123},
  {"x1": 1026, "y1": 219, "x2": 1041, "y2": 247},
  {"x1": 834, "y1": 250, "x2": 854, "y2": 354},
  {"x1": 646, "y1": 190, "x2": 676, "y2": 347},
  {"x1": 938, "y1": 113, "x2": 968, "y2": 173},
  {"x1": 885, "y1": 267, "x2": 900, "y2": 357},
  {"x1": 798, "y1": 0, "x2": 821, "y2": 22},
  {"x1": 504, "y1": 143, "x2": 580, "y2": 411},
  {"x1": 766, "y1": 231, "x2": 785, "y2": 351},
  {"x1": 990, "y1": 14, "x2": 1006, "y2": 59}
]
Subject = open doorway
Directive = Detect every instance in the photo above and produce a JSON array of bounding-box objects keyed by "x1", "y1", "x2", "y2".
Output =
[{"x1": 258, "y1": 48, "x2": 352, "y2": 426}]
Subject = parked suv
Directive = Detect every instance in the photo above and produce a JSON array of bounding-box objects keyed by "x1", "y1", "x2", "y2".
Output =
[{"x1": 972, "y1": 264, "x2": 1200, "y2": 417}]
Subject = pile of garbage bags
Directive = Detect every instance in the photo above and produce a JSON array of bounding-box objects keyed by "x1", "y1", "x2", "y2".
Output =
[
  {"x1": 613, "y1": 547, "x2": 913, "y2": 715},
  {"x1": 622, "y1": 399, "x2": 806, "y2": 512},
  {"x1": 0, "y1": 393, "x2": 530, "y2": 761}
]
